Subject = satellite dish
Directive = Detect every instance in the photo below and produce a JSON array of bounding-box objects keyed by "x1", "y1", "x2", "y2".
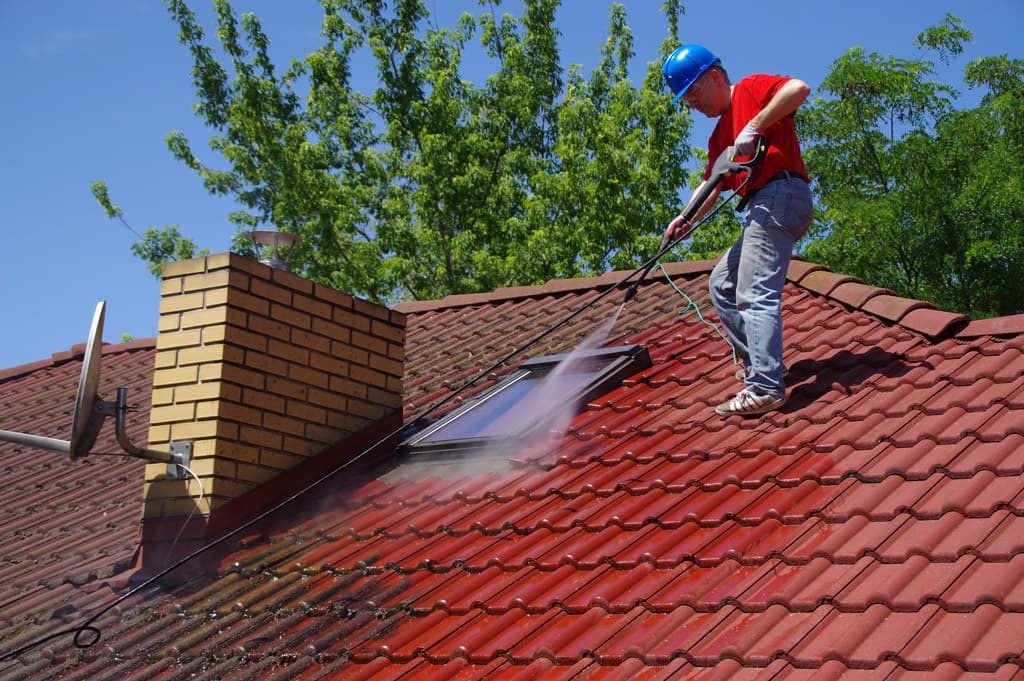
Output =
[
  {"x1": 0, "y1": 301, "x2": 189, "y2": 473},
  {"x1": 69, "y1": 301, "x2": 106, "y2": 459}
]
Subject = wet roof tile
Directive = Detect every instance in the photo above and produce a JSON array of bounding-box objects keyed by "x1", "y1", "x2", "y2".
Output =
[{"x1": 3, "y1": 259, "x2": 1024, "y2": 678}]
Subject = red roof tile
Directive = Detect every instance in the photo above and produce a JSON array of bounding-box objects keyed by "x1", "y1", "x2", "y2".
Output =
[{"x1": 2, "y1": 260, "x2": 1024, "y2": 679}]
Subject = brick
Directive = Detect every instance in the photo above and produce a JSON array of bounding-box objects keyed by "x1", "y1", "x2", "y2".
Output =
[
  {"x1": 216, "y1": 401, "x2": 264, "y2": 427},
  {"x1": 286, "y1": 400, "x2": 327, "y2": 425},
  {"x1": 312, "y1": 317, "x2": 351, "y2": 344},
  {"x1": 162, "y1": 257, "x2": 208, "y2": 278},
  {"x1": 223, "y1": 252, "x2": 268, "y2": 279},
  {"x1": 147, "y1": 424, "x2": 171, "y2": 446},
  {"x1": 248, "y1": 314, "x2": 290, "y2": 340},
  {"x1": 291, "y1": 327, "x2": 331, "y2": 355},
  {"x1": 262, "y1": 412, "x2": 307, "y2": 437},
  {"x1": 202, "y1": 324, "x2": 227, "y2": 345},
  {"x1": 313, "y1": 283, "x2": 353, "y2": 310},
  {"x1": 304, "y1": 422, "x2": 343, "y2": 445},
  {"x1": 207, "y1": 478, "x2": 257, "y2": 503},
  {"x1": 158, "y1": 313, "x2": 182, "y2": 333},
  {"x1": 388, "y1": 343, "x2": 405, "y2": 361},
  {"x1": 235, "y1": 461, "x2": 278, "y2": 485},
  {"x1": 161, "y1": 277, "x2": 183, "y2": 297},
  {"x1": 271, "y1": 267, "x2": 314, "y2": 295},
  {"x1": 240, "y1": 387, "x2": 286, "y2": 415},
  {"x1": 212, "y1": 364, "x2": 266, "y2": 390},
  {"x1": 224, "y1": 326, "x2": 268, "y2": 353},
  {"x1": 243, "y1": 350, "x2": 288, "y2": 377},
  {"x1": 266, "y1": 375, "x2": 308, "y2": 401},
  {"x1": 310, "y1": 387, "x2": 345, "y2": 411},
  {"x1": 282, "y1": 436, "x2": 321, "y2": 457},
  {"x1": 153, "y1": 365, "x2": 199, "y2": 387},
  {"x1": 269, "y1": 338, "x2": 310, "y2": 365},
  {"x1": 293, "y1": 293, "x2": 332, "y2": 321},
  {"x1": 204, "y1": 287, "x2": 229, "y2": 308},
  {"x1": 271, "y1": 302, "x2": 312, "y2": 330},
  {"x1": 369, "y1": 353, "x2": 404, "y2": 379},
  {"x1": 386, "y1": 375, "x2": 403, "y2": 394},
  {"x1": 239, "y1": 425, "x2": 283, "y2": 450},
  {"x1": 154, "y1": 350, "x2": 179, "y2": 370},
  {"x1": 351, "y1": 330, "x2": 389, "y2": 356},
  {"x1": 159, "y1": 292, "x2": 206, "y2": 315},
  {"x1": 347, "y1": 400, "x2": 389, "y2": 421},
  {"x1": 180, "y1": 306, "x2": 230, "y2": 329},
  {"x1": 350, "y1": 364, "x2": 388, "y2": 389},
  {"x1": 367, "y1": 386, "x2": 403, "y2": 409},
  {"x1": 182, "y1": 268, "x2": 235, "y2": 293},
  {"x1": 332, "y1": 341, "x2": 368, "y2": 367},
  {"x1": 309, "y1": 352, "x2": 348, "y2": 378},
  {"x1": 250, "y1": 277, "x2": 294, "y2": 306},
  {"x1": 290, "y1": 363, "x2": 328, "y2": 389},
  {"x1": 226, "y1": 288, "x2": 271, "y2": 317},
  {"x1": 329, "y1": 376, "x2": 367, "y2": 400},
  {"x1": 170, "y1": 419, "x2": 237, "y2": 442},
  {"x1": 195, "y1": 400, "x2": 219, "y2": 420},
  {"x1": 163, "y1": 496, "x2": 215, "y2": 517},
  {"x1": 176, "y1": 344, "x2": 233, "y2": 367},
  {"x1": 208, "y1": 440, "x2": 260, "y2": 464},
  {"x1": 353, "y1": 297, "x2": 389, "y2": 321},
  {"x1": 334, "y1": 308, "x2": 371, "y2": 333},
  {"x1": 260, "y1": 449, "x2": 309, "y2": 471},
  {"x1": 156, "y1": 329, "x2": 203, "y2": 351},
  {"x1": 327, "y1": 411, "x2": 371, "y2": 433},
  {"x1": 174, "y1": 382, "x2": 230, "y2": 404},
  {"x1": 150, "y1": 403, "x2": 197, "y2": 425},
  {"x1": 151, "y1": 387, "x2": 175, "y2": 407},
  {"x1": 371, "y1": 319, "x2": 405, "y2": 344}
]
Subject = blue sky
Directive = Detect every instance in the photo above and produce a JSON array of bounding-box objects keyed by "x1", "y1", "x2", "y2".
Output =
[{"x1": 1, "y1": 0, "x2": 1019, "y2": 370}]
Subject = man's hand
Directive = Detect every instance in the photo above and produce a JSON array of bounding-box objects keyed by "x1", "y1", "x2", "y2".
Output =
[
  {"x1": 661, "y1": 213, "x2": 692, "y2": 250},
  {"x1": 733, "y1": 122, "x2": 762, "y2": 156}
]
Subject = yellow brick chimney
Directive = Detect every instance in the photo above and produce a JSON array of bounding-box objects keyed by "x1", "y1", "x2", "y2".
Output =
[{"x1": 142, "y1": 253, "x2": 405, "y2": 521}]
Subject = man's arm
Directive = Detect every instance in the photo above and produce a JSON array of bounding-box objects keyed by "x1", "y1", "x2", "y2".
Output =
[{"x1": 751, "y1": 78, "x2": 811, "y2": 130}]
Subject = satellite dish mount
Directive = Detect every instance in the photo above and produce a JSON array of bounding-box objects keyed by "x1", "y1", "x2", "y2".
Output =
[{"x1": 0, "y1": 302, "x2": 190, "y2": 478}]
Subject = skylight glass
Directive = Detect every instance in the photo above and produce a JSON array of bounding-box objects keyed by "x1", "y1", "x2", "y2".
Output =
[{"x1": 404, "y1": 344, "x2": 650, "y2": 456}]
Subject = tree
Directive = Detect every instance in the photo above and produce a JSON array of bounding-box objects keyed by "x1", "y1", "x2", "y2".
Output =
[
  {"x1": 90, "y1": 180, "x2": 207, "y2": 278},
  {"x1": 799, "y1": 14, "x2": 1024, "y2": 318},
  {"x1": 121, "y1": 0, "x2": 693, "y2": 302}
]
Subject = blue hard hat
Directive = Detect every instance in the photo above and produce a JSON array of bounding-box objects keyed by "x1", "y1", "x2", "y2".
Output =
[{"x1": 662, "y1": 44, "x2": 720, "y2": 103}]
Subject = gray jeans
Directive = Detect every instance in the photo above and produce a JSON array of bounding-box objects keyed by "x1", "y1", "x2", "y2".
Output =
[{"x1": 709, "y1": 176, "x2": 813, "y2": 396}]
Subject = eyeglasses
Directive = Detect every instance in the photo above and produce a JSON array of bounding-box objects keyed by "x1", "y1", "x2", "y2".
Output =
[{"x1": 681, "y1": 71, "x2": 711, "y2": 107}]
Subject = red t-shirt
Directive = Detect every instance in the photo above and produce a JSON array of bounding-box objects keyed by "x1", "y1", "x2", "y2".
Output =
[{"x1": 706, "y1": 74, "x2": 809, "y2": 195}]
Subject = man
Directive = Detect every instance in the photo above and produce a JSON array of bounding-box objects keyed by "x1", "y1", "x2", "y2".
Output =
[{"x1": 661, "y1": 44, "x2": 813, "y2": 416}]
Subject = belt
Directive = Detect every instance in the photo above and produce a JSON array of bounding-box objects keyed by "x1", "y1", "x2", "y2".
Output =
[{"x1": 736, "y1": 170, "x2": 805, "y2": 211}]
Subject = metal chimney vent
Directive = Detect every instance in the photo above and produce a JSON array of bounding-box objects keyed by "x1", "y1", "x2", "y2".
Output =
[{"x1": 250, "y1": 230, "x2": 300, "y2": 271}]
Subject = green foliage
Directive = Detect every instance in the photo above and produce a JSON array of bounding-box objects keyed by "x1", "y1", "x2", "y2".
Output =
[
  {"x1": 159, "y1": 0, "x2": 692, "y2": 302},
  {"x1": 90, "y1": 180, "x2": 207, "y2": 278},
  {"x1": 799, "y1": 16, "x2": 1023, "y2": 318}
]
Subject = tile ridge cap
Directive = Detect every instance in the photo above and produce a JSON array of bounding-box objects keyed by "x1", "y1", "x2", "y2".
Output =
[
  {"x1": 394, "y1": 259, "x2": 719, "y2": 314},
  {"x1": 0, "y1": 337, "x2": 157, "y2": 383}
]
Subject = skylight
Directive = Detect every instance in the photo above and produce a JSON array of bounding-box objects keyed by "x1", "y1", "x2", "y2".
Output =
[{"x1": 404, "y1": 344, "x2": 651, "y2": 457}]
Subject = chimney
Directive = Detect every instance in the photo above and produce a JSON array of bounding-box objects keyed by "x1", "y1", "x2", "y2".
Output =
[{"x1": 142, "y1": 253, "x2": 405, "y2": 527}]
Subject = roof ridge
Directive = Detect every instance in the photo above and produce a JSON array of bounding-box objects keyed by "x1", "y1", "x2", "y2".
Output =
[
  {"x1": 392, "y1": 260, "x2": 720, "y2": 314},
  {"x1": 0, "y1": 337, "x2": 156, "y2": 383},
  {"x1": 391, "y1": 256, "x2": 988, "y2": 341}
]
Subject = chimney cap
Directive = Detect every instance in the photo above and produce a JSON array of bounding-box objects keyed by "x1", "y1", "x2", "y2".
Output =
[{"x1": 251, "y1": 230, "x2": 300, "y2": 271}]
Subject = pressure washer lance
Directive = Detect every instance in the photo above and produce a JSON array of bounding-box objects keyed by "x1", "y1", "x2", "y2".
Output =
[{"x1": 622, "y1": 140, "x2": 767, "y2": 303}]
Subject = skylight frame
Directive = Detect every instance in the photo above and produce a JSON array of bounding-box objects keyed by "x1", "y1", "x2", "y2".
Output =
[{"x1": 403, "y1": 344, "x2": 651, "y2": 458}]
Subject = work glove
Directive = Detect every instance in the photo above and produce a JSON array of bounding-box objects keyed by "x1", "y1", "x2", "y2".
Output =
[
  {"x1": 661, "y1": 213, "x2": 692, "y2": 250},
  {"x1": 733, "y1": 122, "x2": 763, "y2": 156}
]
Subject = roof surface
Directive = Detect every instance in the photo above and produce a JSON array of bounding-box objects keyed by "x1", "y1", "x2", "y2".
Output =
[{"x1": 2, "y1": 259, "x2": 1023, "y2": 679}]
